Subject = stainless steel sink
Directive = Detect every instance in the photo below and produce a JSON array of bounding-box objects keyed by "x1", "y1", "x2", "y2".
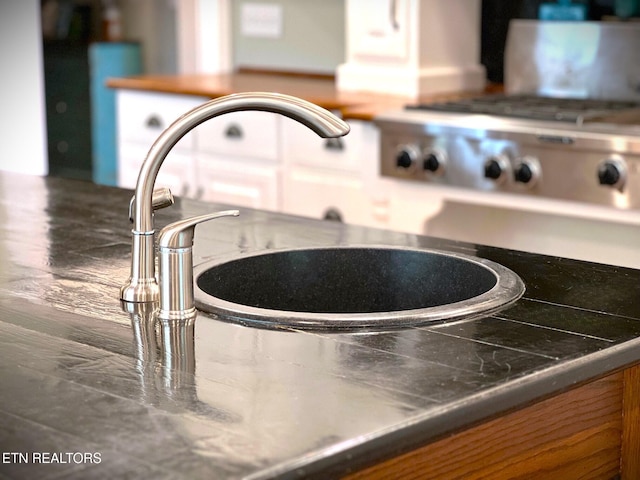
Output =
[{"x1": 193, "y1": 246, "x2": 525, "y2": 330}]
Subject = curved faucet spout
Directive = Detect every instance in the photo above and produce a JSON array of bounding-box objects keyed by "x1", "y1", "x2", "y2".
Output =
[
  {"x1": 134, "y1": 92, "x2": 349, "y2": 233},
  {"x1": 121, "y1": 92, "x2": 350, "y2": 303}
]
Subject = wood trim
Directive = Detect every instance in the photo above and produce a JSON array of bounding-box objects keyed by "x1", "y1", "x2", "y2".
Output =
[
  {"x1": 345, "y1": 373, "x2": 623, "y2": 480},
  {"x1": 621, "y1": 364, "x2": 640, "y2": 479},
  {"x1": 236, "y1": 67, "x2": 336, "y2": 81}
]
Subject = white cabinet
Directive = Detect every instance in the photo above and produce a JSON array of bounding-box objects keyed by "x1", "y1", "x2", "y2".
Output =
[
  {"x1": 115, "y1": 90, "x2": 280, "y2": 210},
  {"x1": 281, "y1": 114, "x2": 362, "y2": 173},
  {"x1": 194, "y1": 111, "x2": 281, "y2": 210},
  {"x1": 284, "y1": 168, "x2": 369, "y2": 223},
  {"x1": 118, "y1": 143, "x2": 197, "y2": 197},
  {"x1": 116, "y1": 90, "x2": 205, "y2": 193},
  {"x1": 347, "y1": 0, "x2": 410, "y2": 62},
  {"x1": 385, "y1": 181, "x2": 447, "y2": 235},
  {"x1": 197, "y1": 111, "x2": 280, "y2": 161},
  {"x1": 117, "y1": 90, "x2": 202, "y2": 150},
  {"x1": 115, "y1": 90, "x2": 387, "y2": 225},
  {"x1": 282, "y1": 118, "x2": 390, "y2": 229},
  {"x1": 336, "y1": 0, "x2": 485, "y2": 97},
  {"x1": 196, "y1": 155, "x2": 280, "y2": 210}
]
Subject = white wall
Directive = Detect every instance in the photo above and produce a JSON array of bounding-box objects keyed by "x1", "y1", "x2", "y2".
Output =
[
  {"x1": 177, "y1": 0, "x2": 343, "y2": 75},
  {"x1": 0, "y1": 0, "x2": 48, "y2": 176},
  {"x1": 231, "y1": 0, "x2": 344, "y2": 74}
]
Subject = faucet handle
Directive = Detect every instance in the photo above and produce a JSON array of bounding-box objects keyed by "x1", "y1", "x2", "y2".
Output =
[
  {"x1": 129, "y1": 187, "x2": 175, "y2": 223},
  {"x1": 157, "y1": 210, "x2": 240, "y2": 250},
  {"x1": 157, "y1": 210, "x2": 240, "y2": 321}
]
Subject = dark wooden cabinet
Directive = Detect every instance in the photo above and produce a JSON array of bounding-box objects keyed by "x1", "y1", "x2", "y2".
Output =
[
  {"x1": 346, "y1": 364, "x2": 640, "y2": 480},
  {"x1": 43, "y1": 39, "x2": 93, "y2": 181}
]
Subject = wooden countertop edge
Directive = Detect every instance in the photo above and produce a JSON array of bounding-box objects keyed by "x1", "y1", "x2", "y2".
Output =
[
  {"x1": 106, "y1": 76, "x2": 361, "y2": 118},
  {"x1": 106, "y1": 73, "x2": 503, "y2": 121}
]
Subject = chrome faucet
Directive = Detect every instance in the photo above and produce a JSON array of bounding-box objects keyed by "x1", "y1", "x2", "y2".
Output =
[{"x1": 120, "y1": 92, "x2": 351, "y2": 304}]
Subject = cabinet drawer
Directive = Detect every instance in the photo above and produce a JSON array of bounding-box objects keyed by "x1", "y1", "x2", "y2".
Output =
[
  {"x1": 195, "y1": 154, "x2": 281, "y2": 210},
  {"x1": 196, "y1": 111, "x2": 279, "y2": 161},
  {"x1": 118, "y1": 142, "x2": 196, "y2": 197},
  {"x1": 281, "y1": 117, "x2": 361, "y2": 172},
  {"x1": 348, "y1": 0, "x2": 409, "y2": 62},
  {"x1": 283, "y1": 167, "x2": 380, "y2": 227},
  {"x1": 116, "y1": 90, "x2": 205, "y2": 151}
]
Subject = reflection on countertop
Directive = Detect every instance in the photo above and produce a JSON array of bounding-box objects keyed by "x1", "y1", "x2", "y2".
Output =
[{"x1": 1, "y1": 171, "x2": 640, "y2": 479}]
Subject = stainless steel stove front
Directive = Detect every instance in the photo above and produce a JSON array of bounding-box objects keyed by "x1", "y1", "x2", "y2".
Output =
[
  {"x1": 376, "y1": 110, "x2": 640, "y2": 210},
  {"x1": 373, "y1": 109, "x2": 640, "y2": 269}
]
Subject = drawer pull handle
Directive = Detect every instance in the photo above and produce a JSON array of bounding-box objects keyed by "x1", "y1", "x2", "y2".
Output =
[
  {"x1": 225, "y1": 124, "x2": 243, "y2": 139},
  {"x1": 323, "y1": 208, "x2": 343, "y2": 222},
  {"x1": 390, "y1": 0, "x2": 399, "y2": 30},
  {"x1": 324, "y1": 138, "x2": 344, "y2": 151},
  {"x1": 146, "y1": 115, "x2": 163, "y2": 129}
]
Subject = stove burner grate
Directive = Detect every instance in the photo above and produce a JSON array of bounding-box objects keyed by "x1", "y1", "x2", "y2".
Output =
[{"x1": 406, "y1": 94, "x2": 640, "y2": 124}]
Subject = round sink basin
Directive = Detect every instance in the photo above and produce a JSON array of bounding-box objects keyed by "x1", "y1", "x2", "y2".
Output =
[{"x1": 194, "y1": 246, "x2": 525, "y2": 330}]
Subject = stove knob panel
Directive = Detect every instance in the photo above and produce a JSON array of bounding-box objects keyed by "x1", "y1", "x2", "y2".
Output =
[
  {"x1": 514, "y1": 157, "x2": 541, "y2": 187},
  {"x1": 597, "y1": 158, "x2": 627, "y2": 189},
  {"x1": 483, "y1": 155, "x2": 509, "y2": 183},
  {"x1": 396, "y1": 145, "x2": 421, "y2": 170},
  {"x1": 423, "y1": 149, "x2": 447, "y2": 175}
]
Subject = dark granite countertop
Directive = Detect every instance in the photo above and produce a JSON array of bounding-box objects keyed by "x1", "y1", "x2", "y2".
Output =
[{"x1": 1, "y1": 172, "x2": 640, "y2": 479}]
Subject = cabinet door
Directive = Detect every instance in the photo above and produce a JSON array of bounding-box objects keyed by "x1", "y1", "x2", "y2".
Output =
[
  {"x1": 196, "y1": 155, "x2": 280, "y2": 211},
  {"x1": 196, "y1": 111, "x2": 280, "y2": 162},
  {"x1": 282, "y1": 119, "x2": 390, "y2": 228},
  {"x1": 347, "y1": 0, "x2": 409, "y2": 62},
  {"x1": 44, "y1": 40, "x2": 92, "y2": 180},
  {"x1": 118, "y1": 143, "x2": 196, "y2": 197},
  {"x1": 116, "y1": 90, "x2": 204, "y2": 152},
  {"x1": 281, "y1": 116, "x2": 361, "y2": 173},
  {"x1": 386, "y1": 181, "x2": 448, "y2": 234},
  {"x1": 284, "y1": 167, "x2": 388, "y2": 228}
]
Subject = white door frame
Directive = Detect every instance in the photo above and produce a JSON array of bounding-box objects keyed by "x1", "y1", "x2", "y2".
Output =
[{"x1": 176, "y1": 0, "x2": 233, "y2": 74}]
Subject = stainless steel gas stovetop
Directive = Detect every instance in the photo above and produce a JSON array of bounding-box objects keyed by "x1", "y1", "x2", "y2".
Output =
[
  {"x1": 374, "y1": 94, "x2": 640, "y2": 210},
  {"x1": 407, "y1": 94, "x2": 640, "y2": 125}
]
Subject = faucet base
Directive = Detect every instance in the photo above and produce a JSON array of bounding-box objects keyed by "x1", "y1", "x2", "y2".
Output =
[
  {"x1": 120, "y1": 279, "x2": 160, "y2": 303},
  {"x1": 121, "y1": 231, "x2": 159, "y2": 303},
  {"x1": 122, "y1": 93, "x2": 349, "y2": 307},
  {"x1": 158, "y1": 306, "x2": 198, "y2": 322}
]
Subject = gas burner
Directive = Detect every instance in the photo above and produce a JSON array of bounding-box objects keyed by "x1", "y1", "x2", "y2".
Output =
[{"x1": 406, "y1": 95, "x2": 640, "y2": 125}]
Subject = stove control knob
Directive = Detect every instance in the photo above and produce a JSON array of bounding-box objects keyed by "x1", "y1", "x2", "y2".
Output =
[
  {"x1": 514, "y1": 157, "x2": 541, "y2": 187},
  {"x1": 423, "y1": 150, "x2": 447, "y2": 175},
  {"x1": 597, "y1": 158, "x2": 627, "y2": 189},
  {"x1": 483, "y1": 156, "x2": 509, "y2": 183},
  {"x1": 395, "y1": 145, "x2": 420, "y2": 170}
]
